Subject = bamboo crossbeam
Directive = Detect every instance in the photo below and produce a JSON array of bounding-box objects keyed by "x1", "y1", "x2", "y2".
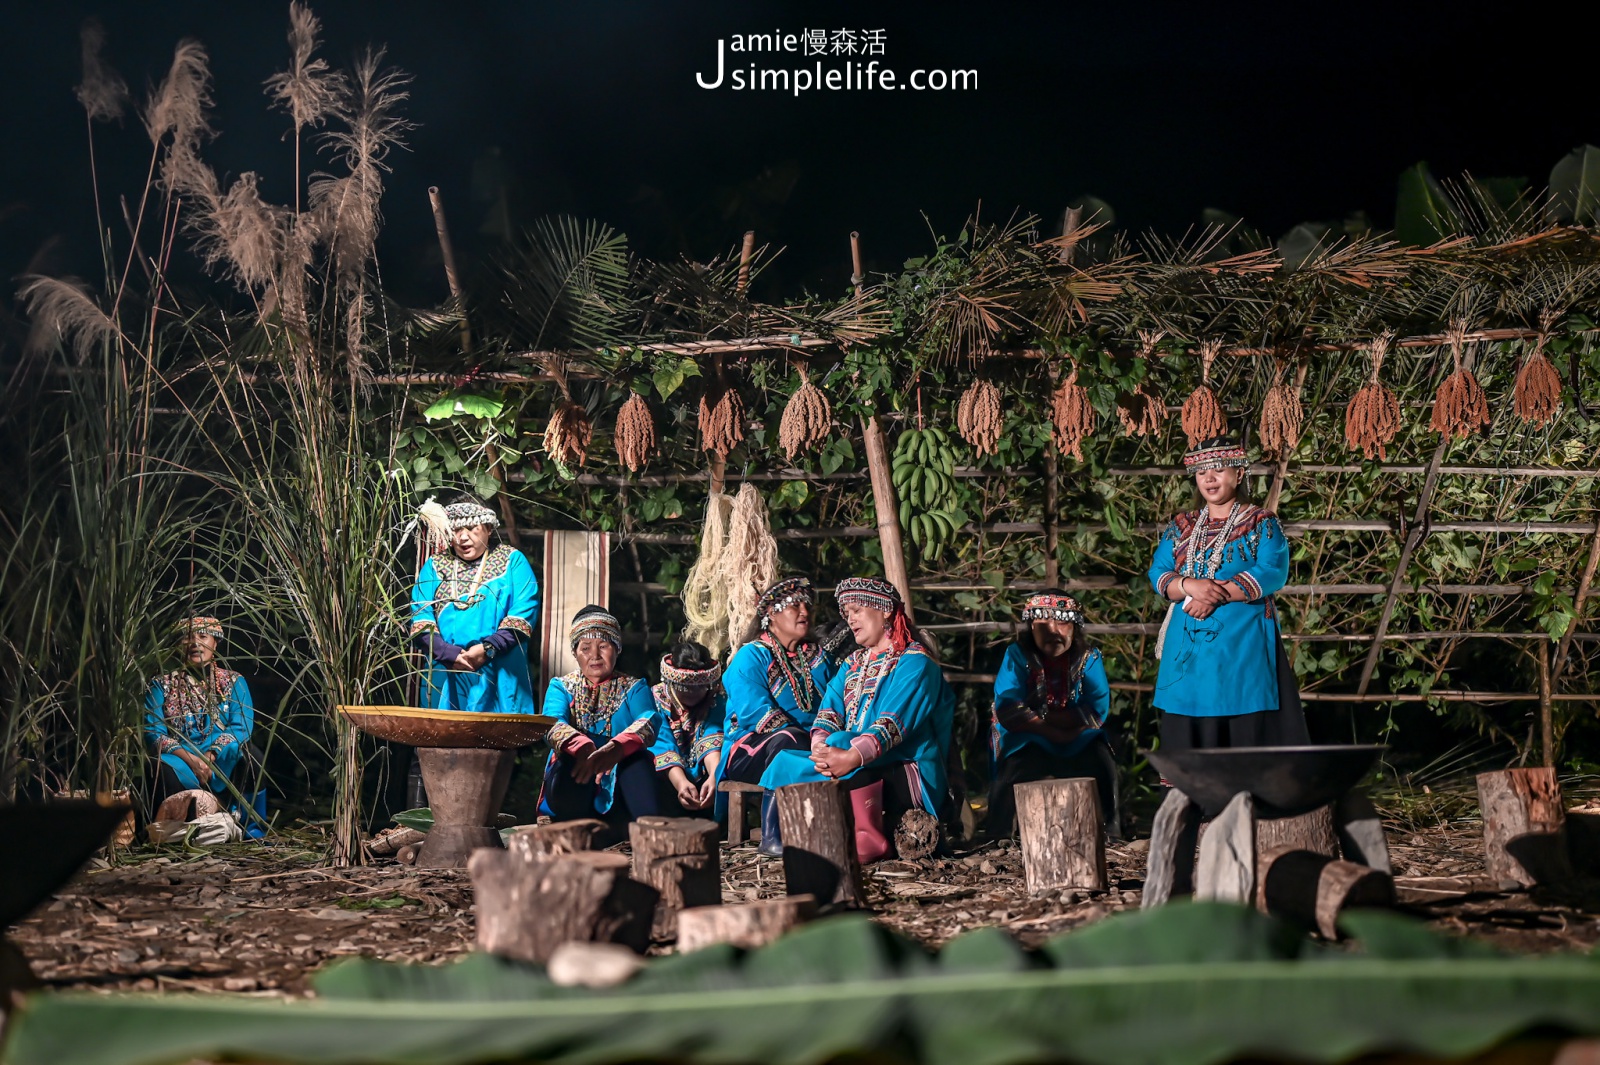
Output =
[
  {"x1": 938, "y1": 675, "x2": 1600, "y2": 702},
  {"x1": 613, "y1": 580, "x2": 1562, "y2": 597}
]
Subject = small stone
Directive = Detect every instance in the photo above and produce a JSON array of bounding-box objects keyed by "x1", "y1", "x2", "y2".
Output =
[
  {"x1": 1125, "y1": 839, "x2": 1150, "y2": 855},
  {"x1": 1058, "y1": 889, "x2": 1083, "y2": 905},
  {"x1": 979, "y1": 860, "x2": 997, "y2": 875},
  {"x1": 222, "y1": 977, "x2": 258, "y2": 992},
  {"x1": 547, "y1": 942, "x2": 644, "y2": 988},
  {"x1": 114, "y1": 948, "x2": 139, "y2": 965}
]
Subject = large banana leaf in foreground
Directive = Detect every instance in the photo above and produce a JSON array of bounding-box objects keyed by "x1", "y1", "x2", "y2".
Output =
[{"x1": 6, "y1": 904, "x2": 1599, "y2": 1065}]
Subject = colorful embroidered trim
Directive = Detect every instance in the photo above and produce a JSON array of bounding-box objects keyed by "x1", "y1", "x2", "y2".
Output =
[
  {"x1": 445, "y1": 501, "x2": 500, "y2": 529},
  {"x1": 758, "y1": 631, "x2": 822, "y2": 716},
  {"x1": 557, "y1": 670, "x2": 639, "y2": 734},
  {"x1": 660, "y1": 653, "x2": 721, "y2": 688},
  {"x1": 176, "y1": 616, "x2": 224, "y2": 640},
  {"x1": 757, "y1": 576, "x2": 815, "y2": 619},
  {"x1": 1021, "y1": 593, "x2": 1085, "y2": 624},
  {"x1": 1182, "y1": 440, "x2": 1249, "y2": 472},
  {"x1": 498, "y1": 615, "x2": 533, "y2": 639},
  {"x1": 408, "y1": 619, "x2": 440, "y2": 637},
  {"x1": 569, "y1": 610, "x2": 622, "y2": 652},
  {"x1": 835, "y1": 576, "x2": 900, "y2": 613}
]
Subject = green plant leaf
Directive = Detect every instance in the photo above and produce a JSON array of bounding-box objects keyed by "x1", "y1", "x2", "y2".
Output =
[
  {"x1": 422, "y1": 394, "x2": 505, "y2": 422},
  {"x1": 1549, "y1": 145, "x2": 1600, "y2": 225},
  {"x1": 1395, "y1": 162, "x2": 1458, "y2": 246}
]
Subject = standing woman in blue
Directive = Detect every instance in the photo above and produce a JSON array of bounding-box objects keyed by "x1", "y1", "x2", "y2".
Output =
[
  {"x1": 1148, "y1": 437, "x2": 1308, "y2": 749},
  {"x1": 408, "y1": 496, "x2": 540, "y2": 715},
  {"x1": 542, "y1": 606, "x2": 661, "y2": 831},
  {"x1": 985, "y1": 591, "x2": 1118, "y2": 838},
  {"x1": 761, "y1": 577, "x2": 954, "y2": 865},
  {"x1": 648, "y1": 640, "x2": 726, "y2": 816},
  {"x1": 144, "y1": 616, "x2": 255, "y2": 801}
]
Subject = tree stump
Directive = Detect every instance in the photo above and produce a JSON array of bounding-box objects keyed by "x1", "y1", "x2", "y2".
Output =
[
  {"x1": 1256, "y1": 805, "x2": 1338, "y2": 863},
  {"x1": 1476, "y1": 768, "x2": 1572, "y2": 887},
  {"x1": 508, "y1": 819, "x2": 603, "y2": 860},
  {"x1": 1257, "y1": 847, "x2": 1396, "y2": 939},
  {"x1": 1015, "y1": 777, "x2": 1106, "y2": 894},
  {"x1": 1142, "y1": 787, "x2": 1202, "y2": 908},
  {"x1": 629, "y1": 817, "x2": 722, "y2": 939},
  {"x1": 894, "y1": 808, "x2": 941, "y2": 861},
  {"x1": 719, "y1": 781, "x2": 764, "y2": 845},
  {"x1": 677, "y1": 895, "x2": 818, "y2": 953},
  {"x1": 469, "y1": 848, "x2": 658, "y2": 964},
  {"x1": 1196, "y1": 792, "x2": 1256, "y2": 904},
  {"x1": 775, "y1": 781, "x2": 867, "y2": 909}
]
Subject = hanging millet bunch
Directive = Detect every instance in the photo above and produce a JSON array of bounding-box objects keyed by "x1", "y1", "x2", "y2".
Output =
[
  {"x1": 699, "y1": 384, "x2": 746, "y2": 459},
  {"x1": 614, "y1": 390, "x2": 657, "y2": 472},
  {"x1": 1257, "y1": 357, "x2": 1304, "y2": 458},
  {"x1": 1180, "y1": 338, "x2": 1229, "y2": 446},
  {"x1": 777, "y1": 363, "x2": 833, "y2": 461},
  {"x1": 1429, "y1": 322, "x2": 1490, "y2": 440},
  {"x1": 542, "y1": 364, "x2": 592, "y2": 468},
  {"x1": 956, "y1": 377, "x2": 1004, "y2": 456},
  {"x1": 1513, "y1": 312, "x2": 1562, "y2": 427},
  {"x1": 1344, "y1": 332, "x2": 1402, "y2": 460},
  {"x1": 1049, "y1": 362, "x2": 1095, "y2": 460},
  {"x1": 1117, "y1": 380, "x2": 1166, "y2": 437}
]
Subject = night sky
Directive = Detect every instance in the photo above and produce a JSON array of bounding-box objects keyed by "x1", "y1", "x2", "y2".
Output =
[{"x1": 3, "y1": 2, "x2": 1597, "y2": 305}]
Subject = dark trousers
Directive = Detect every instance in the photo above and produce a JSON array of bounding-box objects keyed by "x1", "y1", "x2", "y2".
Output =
[
  {"x1": 1158, "y1": 634, "x2": 1310, "y2": 751},
  {"x1": 985, "y1": 734, "x2": 1120, "y2": 838},
  {"x1": 153, "y1": 743, "x2": 263, "y2": 805},
  {"x1": 720, "y1": 725, "x2": 809, "y2": 785},
  {"x1": 544, "y1": 748, "x2": 659, "y2": 826}
]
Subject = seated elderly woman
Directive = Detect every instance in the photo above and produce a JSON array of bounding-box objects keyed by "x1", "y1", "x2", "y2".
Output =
[
  {"x1": 648, "y1": 641, "x2": 726, "y2": 817},
  {"x1": 760, "y1": 577, "x2": 955, "y2": 865},
  {"x1": 542, "y1": 606, "x2": 660, "y2": 829},
  {"x1": 144, "y1": 616, "x2": 255, "y2": 804}
]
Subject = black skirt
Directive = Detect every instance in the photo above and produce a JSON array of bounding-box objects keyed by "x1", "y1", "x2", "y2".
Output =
[{"x1": 1157, "y1": 631, "x2": 1309, "y2": 751}]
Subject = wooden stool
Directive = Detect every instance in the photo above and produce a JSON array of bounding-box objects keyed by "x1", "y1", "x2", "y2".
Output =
[{"x1": 719, "y1": 781, "x2": 764, "y2": 845}]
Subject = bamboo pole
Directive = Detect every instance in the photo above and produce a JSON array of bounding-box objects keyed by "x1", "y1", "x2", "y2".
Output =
[
  {"x1": 1539, "y1": 640, "x2": 1555, "y2": 768},
  {"x1": 1043, "y1": 449, "x2": 1060, "y2": 586},
  {"x1": 428, "y1": 186, "x2": 472, "y2": 354},
  {"x1": 1552, "y1": 516, "x2": 1600, "y2": 679}
]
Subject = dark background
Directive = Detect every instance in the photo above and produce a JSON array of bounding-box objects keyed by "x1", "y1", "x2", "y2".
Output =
[{"x1": 3, "y1": 1, "x2": 1597, "y2": 304}]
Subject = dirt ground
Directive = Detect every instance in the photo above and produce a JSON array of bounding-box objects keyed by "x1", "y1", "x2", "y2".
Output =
[{"x1": 10, "y1": 808, "x2": 1600, "y2": 997}]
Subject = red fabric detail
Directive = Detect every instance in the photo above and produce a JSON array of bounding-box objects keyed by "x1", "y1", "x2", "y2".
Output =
[
  {"x1": 561, "y1": 734, "x2": 596, "y2": 757},
  {"x1": 611, "y1": 732, "x2": 645, "y2": 758},
  {"x1": 887, "y1": 608, "x2": 914, "y2": 655}
]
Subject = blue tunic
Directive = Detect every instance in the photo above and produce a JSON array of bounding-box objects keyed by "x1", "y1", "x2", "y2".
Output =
[
  {"x1": 543, "y1": 673, "x2": 657, "y2": 814},
  {"x1": 409, "y1": 544, "x2": 540, "y2": 715},
  {"x1": 143, "y1": 669, "x2": 254, "y2": 794},
  {"x1": 1147, "y1": 505, "x2": 1289, "y2": 717},
  {"x1": 720, "y1": 638, "x2": 839, "y2": 745},
  {"x1": 648, "y1": 683, "x2": 726, "y2": 784},
  {"x1": 990, "y1": 644, "x2": 1111, "y2": 763},
  {"x1": 760, "y1": 645, "x2": 954, "y2": 817}
]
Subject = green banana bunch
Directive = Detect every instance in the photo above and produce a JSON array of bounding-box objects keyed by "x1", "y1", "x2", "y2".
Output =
[{"x1": 891, "y1": 427, "x2": 964, "y2": 556}]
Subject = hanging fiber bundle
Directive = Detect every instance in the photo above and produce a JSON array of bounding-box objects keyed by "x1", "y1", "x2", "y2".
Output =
[
  {"x1": 1513, "y1": 316, "x2": 1562, "y2": 427},
  {"x1": 614, "y1": 390, "x2": 657, "y2": 472},
  {"x1": 681, "y1": 492, "x2": 734, "y2": 659},
  {"x1": 1049, "y1": 363, "x2": 1095, "y2": 460},
  {"x1": 1138, "y1": 329, "x2": 1167, "y2": 359},
  {"x1": 777, "y1": 366, "x2": 833, "y2": 460},
  {"x1": 1117, "y1": 376, "x2": 1166, "y2": 438},
  {"x1": 543, "y1": 400, "x2": 592, "y2": 467},
  {"x1": 699, "y1": 385, "x2": 746, "y2": 459},
  {"x1": 1345, "y1": 332, "x2": 1402, "y2": 460},
  {"x1": 1258, "y1": 358, "x2": 1304, "y2": 458},
  {"x1": 719, "y1": 483, "x2": 780, "y2": 657},
  {"x1": 1429, "y1": 323, "x2": 1490, "y2": 440},
  {"x1": 1180, "y1": 338, "x2": 1228, "y2": 446},
  {"x1": 956, "y1": 378, "x2": 1004, "y2": 456}
]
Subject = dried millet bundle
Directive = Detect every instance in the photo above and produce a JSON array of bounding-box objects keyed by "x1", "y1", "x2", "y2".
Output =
[
  {"x1": 1345, "y1": 332, "x2": 1402, "y2": 460},
  {"x1": 614, "y1": 390, "x2": 657, "y2": 472},
  {"x1": 1513, "y1": 320, "x2": 1562, "y2": 427},
  {"x1": 777, "y1": 366, "x2": 833, "y2": 460},
  {"x1": 544, "y1": 400, "x2": 592, "y2": 467},
  {"x1": 1258, "y1": 358, "x2": 1304, "y2": 458},
  {"x1": 956, "y1": 378, "x2": 1004, "y2": 456},
  {"x1": 1180, "y1": 338, "x2": 1228, "y2": 446},
  {"x1": 1117, "y1": 379, "x2": 1166, "y2": 437},
  {"x1": 699, "y1": 385, "x2": 746, "y2": 459},
  {"x1": 1429, "y1": 323, "x2": 1490, "y2": 440},
  {"x1": 1049, "y1": 363, "x2": 1095, "y2": 460}
]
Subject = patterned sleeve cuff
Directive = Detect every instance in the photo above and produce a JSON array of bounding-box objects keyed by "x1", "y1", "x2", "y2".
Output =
[
  {"x1": 547, "y1": 722, "x2": 581, "y2": 750},
  {"x1": 691, "y1": 734, "x2": 722, "y2": 767},
  {"x1": 209, "y1": 733, "x2": 237, "y2": 753},
  {"x1": 849, "y1": 734, "x2": 881, "y2": 764},
  {"x1": 1229, "y1": 571, "x2": 1263, "y2": 601},
  {"x1": 654, "y1": 751, "x2": 685, "y2": 772},
  {"x1": 753, "y1": 707, "x2": 793, "y2": 734},
  {"x1": 156, "y1": 736, "x2": 179, "y2": 754},
  {"x1": 1156, "y1": 571, "x2": 1182, "y2": 597},
  {"x1": 497, "y1": 616, "x2": 533, "y2": 639},
  {"x1": 619, "y1": 717, "x2": 656, "y2": 745},
  {"x1": 409, "y1": 619, "x2": 439, "y2": 638},
  {"x1": 813, "y1": 709, "x2": 845, "y2": 734},
  {"x1": 867, "y1": 715, "x2": 906, "y2": 755}
]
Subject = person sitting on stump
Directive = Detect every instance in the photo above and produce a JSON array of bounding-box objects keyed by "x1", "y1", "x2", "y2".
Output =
[
  {"x1": 984, "y1": 590, "x2": 1118, "y2": 839},
  {"x1": 760, "y1": 577, "x2": 954, "y2": 865},
  {"x1": 542, "y1": 606, "x2": 660, "y2": 830},
  {"x1": 144, "y1": 616, "x2": 255, "y2": 804},
  {"x1": 720, "y1": 575, "x2": 845, "y2": 852},
  {"x1": 648, "y1": 641, "x2": 726, "y2": 816}
]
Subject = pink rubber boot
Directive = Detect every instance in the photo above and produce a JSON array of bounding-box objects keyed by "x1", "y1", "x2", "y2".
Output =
[{"x1": 849, "y1": 780, "x2": 891, "y2": 865}]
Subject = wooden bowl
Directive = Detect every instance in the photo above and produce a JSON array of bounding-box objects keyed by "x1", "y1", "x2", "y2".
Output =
[{"x1": 338, "y1": 706, "x2": 556, "y2": 750}]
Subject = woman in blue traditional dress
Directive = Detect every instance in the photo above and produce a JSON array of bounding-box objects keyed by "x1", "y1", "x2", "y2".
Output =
[
  {"x1": 1147, "y1": 437, "x2": 1308, "y2": 749},
  {"x1": 409, "y1": 496, "x2": 540, "y2": 715},
  {"x1": 760, "y1": 577, "x2": 955, "y2": 864},
  {"x1": 541, "y1": 606, "x2": 660, "y2": 830},
  {"x1": 144, "y1": 616, "x2": 255, "y2": 800},
  {"x1": 719, "y1": 576, "x2": 845, "y2": 853},
  {"x1": 985, "y1": 590, "x2": 1119, "y2": 838},
  {"x1": 648, "y1": 641, "x2": 726, "y2": 816}
]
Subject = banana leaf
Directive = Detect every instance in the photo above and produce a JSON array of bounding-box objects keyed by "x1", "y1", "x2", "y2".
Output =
[{"x1": 7, "y1": 904, "x2": 1600, "y2": 1065}]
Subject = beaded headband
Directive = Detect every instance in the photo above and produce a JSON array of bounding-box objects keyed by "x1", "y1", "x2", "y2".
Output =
[
  {"x1": 445, "y1": 501, "x2": 501, "y2": 530},
  {"x1": 569, "y1": 610, "x2": 621, "y2": 653},
  {"x1": 1021, "y1": 593, "x2": 1085, "y2": 625},
  {"x1": 835, "y1": 576, "x2": 901, "y2": 614},
  {"x1": 660, "y1": 653, "x2": 721, "y2": 688},
  {"x1": 176, "y1": 616, "x2": 224, "y2": 641},
  {"x1": 757, "y1": 576, "x2": 814, "y2": 624},
  {"x1": 1183, "y1": 440, "x2": 1249, "y2": 473}
]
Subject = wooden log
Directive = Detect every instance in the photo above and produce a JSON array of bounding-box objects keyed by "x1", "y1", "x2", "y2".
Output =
[
  {"x1": 629, "y1": 817, "x2": 722, "y2": 939},
  {"x1": 1334, "y1": 791, "x2": 1392, "y2": 874},
  {"x1": 1196, "y1": 792, "x2": 1256, "y2": 904},
  {"x1": 507, "y1": 819, "x2": 603, "y2": 860},
  {"x1": 1015, "y1": 777, "x2": 1107, "y2": 894},
  {"x1": 1142, "y1": 787, "x2": 1202, "y2": 908},
  {"x1": 1256, "y1": 805, "x2": 1338, "y2": 864},
  {"x1": 1257, "y1": 847, "x2": 1396, "y2": 939},
  {"x1": 775, "y1": 781, "x2": 867, "y2": 909},
  {"x1": 677, "y1": 895, "x2": 818, "y2": 953},
  {"x1": 719, "y1": 781, "x2": 764, "y2": 845},
  {"x1": 1476, "y1": 768, "x2": 1573, "y2": 887},
  {"x1": 469, "y1": 849, "x2": 658, "y2": 964}
]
